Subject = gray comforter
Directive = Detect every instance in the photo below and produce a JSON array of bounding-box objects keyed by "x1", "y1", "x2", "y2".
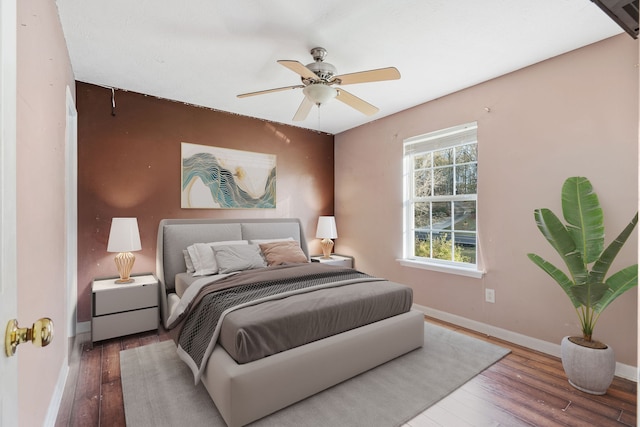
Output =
[
  {"x1": 167, "y1": 263, "x2": 411, "y2": 383},
  {"x1": 220, "y1": 279, "x2": 413, "y2": 364}
]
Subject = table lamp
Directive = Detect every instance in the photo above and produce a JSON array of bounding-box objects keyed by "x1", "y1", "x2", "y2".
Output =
[
  {"x1": 316, "y1": 216, "x2": 338, "y2": 259},
  {"x1": 107, "y1": 217, "x2": 142, "y2": 284}
]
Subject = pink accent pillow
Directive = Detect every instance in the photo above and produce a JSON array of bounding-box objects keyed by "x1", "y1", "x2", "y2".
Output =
[{"x1": 259, "y1": 241, "x2": 309, "y2": 266}]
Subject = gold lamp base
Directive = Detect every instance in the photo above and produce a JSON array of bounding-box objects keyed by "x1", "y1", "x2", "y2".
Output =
[
  {"x1": 114, "y1": 252, "x2": 136, "y2": 284},
  {"x1": 320, "y1": 238, "x2": 334, "y2": 259}
]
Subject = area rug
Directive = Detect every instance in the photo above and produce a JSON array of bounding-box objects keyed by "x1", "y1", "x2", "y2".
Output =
[{"x1": 121, "y1": 322, "x2": 510, "y2": 427}]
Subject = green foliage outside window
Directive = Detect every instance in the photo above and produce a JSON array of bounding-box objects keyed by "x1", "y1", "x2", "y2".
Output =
[{"x1": 415, "y1": 235, "x2": 471, "y2": 263}]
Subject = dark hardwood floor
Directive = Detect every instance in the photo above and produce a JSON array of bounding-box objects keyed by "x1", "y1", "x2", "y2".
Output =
[{"x1": 54, "y1": 318, "x2": 636, "y2": 427}]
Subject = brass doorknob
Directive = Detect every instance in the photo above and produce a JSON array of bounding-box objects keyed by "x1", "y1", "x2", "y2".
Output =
[{"x1": 5, "y1": 318, "x2": 53, "y2": 357}]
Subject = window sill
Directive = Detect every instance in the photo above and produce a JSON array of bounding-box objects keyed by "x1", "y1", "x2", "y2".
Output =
[{"x1": 397, "y1": 258, "x2": 485, "y2": 278}]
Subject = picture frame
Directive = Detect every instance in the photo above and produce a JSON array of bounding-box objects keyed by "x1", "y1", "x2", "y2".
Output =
[{"x1": 181, "y1": 143, "x2": 276, "y2": 209}]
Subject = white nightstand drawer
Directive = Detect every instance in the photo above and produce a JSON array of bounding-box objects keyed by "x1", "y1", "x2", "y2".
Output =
[
  {"x1": 94, "y1": 282, "x2": 158, "y2": 316},
  {"x1": 92, "y1": 307, "x2": 158, "y2": 342}
]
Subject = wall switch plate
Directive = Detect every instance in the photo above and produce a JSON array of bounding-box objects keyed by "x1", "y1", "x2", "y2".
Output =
[{"x1": 485, "y1": 288, "x2": 496, "y2": 303}]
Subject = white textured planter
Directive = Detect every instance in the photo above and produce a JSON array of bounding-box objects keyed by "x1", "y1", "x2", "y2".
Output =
[{"x1": 560, "y1": 336, "x2": 616, "y2": 395}]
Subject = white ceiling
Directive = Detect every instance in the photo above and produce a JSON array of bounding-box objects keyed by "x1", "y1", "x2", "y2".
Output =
[{"x1": 56, "y1": 0, "x2": 624, "y2": 135}]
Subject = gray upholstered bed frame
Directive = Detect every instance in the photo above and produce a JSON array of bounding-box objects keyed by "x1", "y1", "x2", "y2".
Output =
[{"x1": 156, "y1": 218, "x2": 425, "y2": 427}]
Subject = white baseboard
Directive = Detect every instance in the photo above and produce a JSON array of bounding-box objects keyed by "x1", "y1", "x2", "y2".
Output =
[
  {"x1": 76, "y1": 320, "x2": 91, "y2": 335},
  {"x1": 44, "y1": 355, "x2": 69, "y2": 427},
  {"x1": 413, "y1": 304, "x2": 638, "y2": 383},
  {"x1": 46, "y1": 330, "x2": 90, "y2": 426}
]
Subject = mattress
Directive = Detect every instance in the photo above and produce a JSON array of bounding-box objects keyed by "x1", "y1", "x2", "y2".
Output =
[
  {"x1": 218, "y1": 279, "x2": 413, "y2": 364},
  {"x1": 175, "y1": 272, "x2": 198, "y2": 298}
]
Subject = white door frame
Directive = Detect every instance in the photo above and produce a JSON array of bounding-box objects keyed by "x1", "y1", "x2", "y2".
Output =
[
  {"x1": 0, "y1": 0, "x2": 19, "y2": 425},
  {"x1": 65, "y1": 87, "x2": 78, "y2": 339}
]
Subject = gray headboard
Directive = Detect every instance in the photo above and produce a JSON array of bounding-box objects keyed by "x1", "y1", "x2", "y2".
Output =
[{"x1": 155, "y1": 218, "x2": 309, "y2": 326}]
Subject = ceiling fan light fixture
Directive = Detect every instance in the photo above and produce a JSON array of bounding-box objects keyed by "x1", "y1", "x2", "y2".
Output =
[
  {"x1": 303, "y1": 84, "x2": 337, "y2": 105},
  {"x1": 238, "y1": 47, "x2": 397, "y2": 119}
]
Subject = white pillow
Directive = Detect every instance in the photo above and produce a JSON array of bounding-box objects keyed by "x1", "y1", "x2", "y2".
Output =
[
  {"x1": 213, "y1": 244, "x2": 267, "y2": 274},
  {"x1": 187, "y1": 240, "x2": 248, "y2": 276},
  {"x1": 183, "y1": 250, "x2": 195, "y2": 274}
]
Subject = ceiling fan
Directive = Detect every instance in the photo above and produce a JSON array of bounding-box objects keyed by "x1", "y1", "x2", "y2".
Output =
[{"x1": 237, "y1": 47, "x2": 401, "y2": 121}]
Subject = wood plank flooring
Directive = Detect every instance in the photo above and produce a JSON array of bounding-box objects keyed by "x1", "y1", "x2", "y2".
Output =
[{"x1": 55, "y1": 318, "x2": 636, "y2": 427}]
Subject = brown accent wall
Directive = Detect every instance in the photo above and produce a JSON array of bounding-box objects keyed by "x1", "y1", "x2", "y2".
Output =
[{"x1": 77, "y1": 83, "x2": 334, "y2": 322}]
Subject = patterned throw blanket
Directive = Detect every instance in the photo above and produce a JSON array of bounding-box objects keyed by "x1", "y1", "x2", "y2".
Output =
[{"x1": 168, "y1": 263, "x2": 380, "y2": 383}]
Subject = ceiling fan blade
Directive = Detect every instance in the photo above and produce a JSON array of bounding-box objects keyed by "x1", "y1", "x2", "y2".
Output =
[
  {"x1": 336, "y1": 89, "x2": 379, "y2": 116},
  {"x1": 237, "y1": 85, "x2": 304, "y2": 98},
  {"x1": 333, "y1": 67, "x2": 401, "y2": 85},
  {"x1": 293, "y1": 97, "x2": 314, "y2": 121},
  {"x1": 277, "y1": 60, "x2": 318, "y2": 80}
]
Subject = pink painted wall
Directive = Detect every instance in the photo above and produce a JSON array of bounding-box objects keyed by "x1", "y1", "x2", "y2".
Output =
[
  {"x1": 16, "y1": 0, "x2": 75, "y2": 426},
  {"x1": 335, "y1": 34, "x2": 638, "y2": 366}
]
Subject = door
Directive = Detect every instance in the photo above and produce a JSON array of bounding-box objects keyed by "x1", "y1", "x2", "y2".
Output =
[{"x1": 1, "y1": 0, "x2": 19, "y2": 425}]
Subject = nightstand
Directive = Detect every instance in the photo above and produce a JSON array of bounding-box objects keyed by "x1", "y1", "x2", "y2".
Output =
[
  {"x1": 310, "y1": 254, "x2": 354, "y2": 268},
  {"x1": 91, "y1": 274, "x2": 159, "y2": 343}
]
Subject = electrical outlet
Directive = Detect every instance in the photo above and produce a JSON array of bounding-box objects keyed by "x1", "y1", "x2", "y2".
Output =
[{"x1": 485, "y1": 288, "x2": 496, "y2": 303}]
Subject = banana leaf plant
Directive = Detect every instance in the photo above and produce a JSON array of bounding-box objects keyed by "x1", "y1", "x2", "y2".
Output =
[{"x1": 527, "y1": 177, "x2": 638, "y2": 344}]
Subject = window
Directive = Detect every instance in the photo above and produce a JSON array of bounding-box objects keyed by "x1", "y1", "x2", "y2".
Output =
[{"x1": 402, "y1": 122, "x2": 479, "y2": 275}]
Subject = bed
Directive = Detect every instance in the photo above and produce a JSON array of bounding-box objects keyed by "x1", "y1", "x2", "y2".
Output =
[{"x1": 156, "y1": 218, "x2": 424, "y2": 427}]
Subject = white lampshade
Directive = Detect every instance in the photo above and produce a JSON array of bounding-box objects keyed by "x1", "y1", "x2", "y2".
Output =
[
  {"x1": 107, "y1": 218, "x2": 142, "y2": 253},
  {"x1": 316, "y1": 216, "x2": 338, "y2": 239},
  {"x1": 303, "y1": 84, "x2": 338, "y2": 105}
]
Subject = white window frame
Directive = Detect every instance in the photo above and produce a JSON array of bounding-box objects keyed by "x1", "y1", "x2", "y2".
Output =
[{"x1": 400, "y1": 122, "x2": 483, "y2": 278}]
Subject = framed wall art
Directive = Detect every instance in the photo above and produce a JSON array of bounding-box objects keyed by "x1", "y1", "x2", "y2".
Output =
[{"x1": 181, "y1": 143, "x2": 276, "y2": 209}]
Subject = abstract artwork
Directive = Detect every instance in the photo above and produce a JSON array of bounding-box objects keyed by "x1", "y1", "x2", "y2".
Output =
[{"x1": 181, "y1": 143, "x2": 276, "y2": 209}]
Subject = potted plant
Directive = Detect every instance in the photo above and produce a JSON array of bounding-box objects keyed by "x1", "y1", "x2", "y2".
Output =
[{"x1": 527, "y1": 176, "x2": 637, "y2": 395}]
